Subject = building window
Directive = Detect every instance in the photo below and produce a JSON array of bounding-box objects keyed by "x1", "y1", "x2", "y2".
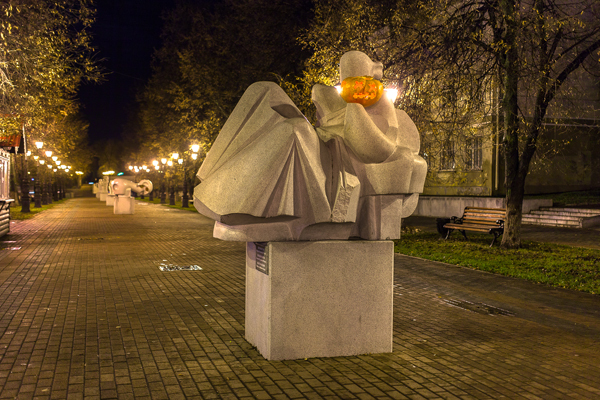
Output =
[
  {"x1": 466, "y1": 137, "x2": 482, "y2": 170},
  {"x1": 440, "y1": 140, "x2": 455, "y2": 170}
]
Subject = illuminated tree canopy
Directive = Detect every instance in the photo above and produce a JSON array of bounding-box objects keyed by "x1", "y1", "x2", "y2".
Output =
[{"x1": 0, "y1": 0, "x2": 101, "y2": 172}]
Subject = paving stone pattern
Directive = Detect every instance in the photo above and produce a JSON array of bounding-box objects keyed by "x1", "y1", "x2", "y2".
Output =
[{"x1": 0, "y1": 198, "x2": 599, "y2": 399}]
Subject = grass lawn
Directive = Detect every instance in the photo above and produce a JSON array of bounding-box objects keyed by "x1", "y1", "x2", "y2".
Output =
[
  {"x1": 394, "y1": 231, "x2": 600, "y2": 295},
  {"x1": 9, "y1": 199, "x2": 69, "y2": 220}
]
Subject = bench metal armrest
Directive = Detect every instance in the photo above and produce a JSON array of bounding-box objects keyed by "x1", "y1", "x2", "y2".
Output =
[{"x1": 451, "y1": 216, "x2": 462, "y2": 224}]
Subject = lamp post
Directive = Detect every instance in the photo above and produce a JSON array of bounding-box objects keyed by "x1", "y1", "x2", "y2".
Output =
[
  {"x1": 39, "y1": 160, "x2": 47, "y2": 205},
  {"x1": 76, "y1": 171, "x2": 83, "y2": 188},
  {"x1": 150, "y1": 160, "x2": 159, "y2": 201},
  {"x1": 55, "y1": 160, "x2": 63, "y2": 200},
  {"x1": 51, "y1": 156, "x2": 59, "y2": 202},
  {"x1": 33, "y1": 142, "x2": 43, "y2": 208},
  {"x1": 160, "y1": 158, "x2": 167, "y2": 204},
  {"x1": 167, "y1": 159, "x2": 175, "y2": 205},
  {"x1": 44, "y1": 151, "x2": 53, "y2": 204},
  {"x1": 46, "y1": 164, "x2": 53, "y2": 204},
  {"x1": 52, "y1": 168, "x2": 58, "y2": 201},
  {"x1": 19, "y1": 150, "x2": 31, "y2": 213},
  {"x1": 188, "y1": 144, "x2": 201, "y2": 205},
  {"x1": 140, "y1": 165, "x2": 148, "y2": 199},
  {"x1": 179, "y1": 157, "x2": 189, "y2": 208}
]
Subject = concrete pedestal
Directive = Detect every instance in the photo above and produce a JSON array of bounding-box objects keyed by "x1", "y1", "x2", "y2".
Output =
[
  {"x1": 99, "y1": 192, "x2": 107, "y2": 201},
  {"x1": 114, "y1": 196, "x2": 135, "y2": 214},
  {"x1": 106, "y1": 194, "x2": 116, "y2": 206},
  {"x1": 245, "y1": 240, "x2": 393, "y2": 360}
]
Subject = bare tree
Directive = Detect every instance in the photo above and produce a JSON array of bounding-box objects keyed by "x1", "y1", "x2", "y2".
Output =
[{"x1": 299, "y1": 0, "x2": 600, "y2": 248}]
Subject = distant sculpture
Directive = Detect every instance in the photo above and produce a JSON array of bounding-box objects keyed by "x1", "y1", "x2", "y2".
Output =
[
  {"x1": 111, "y1": 178, "x2": 153, "y2": 196},
  {"x1": 98, "y1": 176, "x2": 110, "y2": 201},
  {"x1": 194, "y1": 51, "x2": 426, "y2": 241}
]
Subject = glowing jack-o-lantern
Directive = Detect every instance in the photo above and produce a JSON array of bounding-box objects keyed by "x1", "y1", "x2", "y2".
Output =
[{"x1": 340, "y1": 76, "x2": 384, "y2": 107}]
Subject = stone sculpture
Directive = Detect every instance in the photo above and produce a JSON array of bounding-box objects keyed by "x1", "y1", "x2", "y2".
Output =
[
  {"x1": 194, "y1": 51, "x2": 426, "y2": 241},
  {"x1": 193, "y1": 50, "x2": 427, "y2": 360},
  {"x1": 98, "y1": 176, "x2": 110, "y2": 201},
  {"x1": 110, "y1": 178, "x2": 153, "y2": 215},
  {"x1": 111, "y1": 178, "x2": 153, "y2": 196}
]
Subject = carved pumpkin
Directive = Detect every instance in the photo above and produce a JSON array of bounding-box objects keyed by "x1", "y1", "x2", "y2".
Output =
[{"x1": 340, "y1": 76, "x2": 384, "y2": 107}]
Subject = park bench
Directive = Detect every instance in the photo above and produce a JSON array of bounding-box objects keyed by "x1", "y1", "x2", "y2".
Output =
[{"x1": 436, "y1": 207, "x2": 506, "y2": 246}]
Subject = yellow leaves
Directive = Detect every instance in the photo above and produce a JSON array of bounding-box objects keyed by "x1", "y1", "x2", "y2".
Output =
[{"x1": 0, "y1": 0, "x2": 100, "y2": 118}]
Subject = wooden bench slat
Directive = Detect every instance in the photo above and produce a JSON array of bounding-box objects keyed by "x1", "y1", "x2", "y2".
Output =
[
  {"x1": 462, "y1": 220, "x2": 502, "y2": 225},
  {"x1": 444, "y1": 224, "x2": 497, "y2": 232}
]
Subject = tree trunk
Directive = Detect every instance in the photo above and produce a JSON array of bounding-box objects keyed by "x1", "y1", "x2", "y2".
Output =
[
  {"x1": 503, "y1": 176, "x2": 524, "y2": 248},
  {"x1": 499, "y1": 0, "x2": 521, "y2": 249}
]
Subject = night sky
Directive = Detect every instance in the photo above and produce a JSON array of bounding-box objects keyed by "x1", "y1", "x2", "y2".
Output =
[{"x1": 78, "y1": 0, "x2": 175, "y2": 144}]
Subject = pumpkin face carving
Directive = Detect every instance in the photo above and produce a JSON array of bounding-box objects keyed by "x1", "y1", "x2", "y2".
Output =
[{"x1": 340, "y1": 76, "x2": 384, "y2": 107}]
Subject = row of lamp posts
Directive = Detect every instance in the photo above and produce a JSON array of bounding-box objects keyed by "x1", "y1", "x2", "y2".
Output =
[
  {"x1": 128, "y1": 144, "x2": 201, "y2": 208},
  {"x1": 19, "y1": 140, "x2": 78, "y2": 213}
]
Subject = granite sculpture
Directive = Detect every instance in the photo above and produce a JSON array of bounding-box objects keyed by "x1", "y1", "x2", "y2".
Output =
[
  {"x1": 98, "y1": 177, "x2": 110, "y2": 201},
  {"x1": 194, "y1": 50, "x2": 426, "y2": 241},
  {"x1": 193, "y1": 51, "x2": 428, "y2": 360},
  {"x1": 110, "y1": 178, "x2": 153, "y2": 215},
  {"x1": 111, "y1": 178, "x2": 153, "y2": 196}
]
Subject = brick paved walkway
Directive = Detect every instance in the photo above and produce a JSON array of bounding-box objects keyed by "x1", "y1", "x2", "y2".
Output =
[{"x1": 1, "y1": 198, "x2": 599, "y2": 399}]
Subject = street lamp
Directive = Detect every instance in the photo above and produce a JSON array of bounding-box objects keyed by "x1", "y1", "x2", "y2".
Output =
[
  {"x1": 75, "y1": 171, "x2": 83, "y2": 188},
  {"x1": 166, "y1": 159, "x2": 175, "y2": 205},
  {"x1": 46, "y1": 164, "x2": 54, "y2": 203},
  {"x1": 32, "y1": 142, "x2": 44, "y2": 208},
  {"x1": 178, "y1": 145, "x2": 202, "y2": 209},
  {"x1": 159, "y1": 158, "x2": 167, "y2": 204}
]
